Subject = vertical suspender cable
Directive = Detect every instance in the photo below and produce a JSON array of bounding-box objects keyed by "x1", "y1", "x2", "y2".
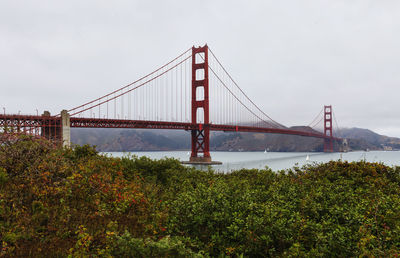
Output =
[
  {"x1": 180, "y1": 58, "x2": 183, "y2": 122},
  {"x1": 175, "y1": 61, "x2": 178, "y2": 121},
  {"x1": 114, "y1": 93, "x2": 116, "y2": 119},
  {"x1": 171, "y1": 67, "x2": 173, "y2": 120}
]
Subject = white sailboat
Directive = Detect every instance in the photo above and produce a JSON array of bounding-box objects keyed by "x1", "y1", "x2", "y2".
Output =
[{"x1": 306, "y1": 155, "x2": 310, "y2": 161}]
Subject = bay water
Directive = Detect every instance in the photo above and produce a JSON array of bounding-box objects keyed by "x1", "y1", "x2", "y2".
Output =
[{"x1": 105, "y1": 150, "x2": 400, "y2": 172}]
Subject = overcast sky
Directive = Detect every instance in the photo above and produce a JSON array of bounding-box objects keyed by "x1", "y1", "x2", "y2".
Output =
[{"x1": 1, "y1": 0, "x2": 400, "y2": 136}]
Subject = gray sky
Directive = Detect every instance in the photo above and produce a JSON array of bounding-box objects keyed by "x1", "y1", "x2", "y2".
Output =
[{"x1": 1, "y1": 0, "x2": 400, "y2": 136}]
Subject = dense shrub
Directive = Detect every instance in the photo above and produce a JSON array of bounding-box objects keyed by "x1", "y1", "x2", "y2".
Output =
[
  {"x1": 0, "y1": 135, "x2": 164, "y2": 256},
  {"x1": 164, "y1": 162, "x2": 400, "y2": 256},
  {"x1": 0, "y1": 134, "x2": 399, "y2": 256}
]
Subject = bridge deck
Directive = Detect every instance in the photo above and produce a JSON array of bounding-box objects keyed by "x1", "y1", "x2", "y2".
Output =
[
  {"x1": 0, "y1": 115, "x2": 337, "y2": 140},
  {"x1": 69, "y1": 117, "x2": 335, "y2": 140}
]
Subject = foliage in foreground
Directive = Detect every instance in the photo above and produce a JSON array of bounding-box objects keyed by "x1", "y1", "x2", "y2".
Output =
[{"x1": 0, "y1": 134, "x2": 399, "y2": 257}]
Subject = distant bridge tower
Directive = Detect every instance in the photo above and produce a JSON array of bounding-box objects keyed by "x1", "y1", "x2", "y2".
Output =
[{"x1": 323, "y1": 105, "x2": 334, "y2": 152}]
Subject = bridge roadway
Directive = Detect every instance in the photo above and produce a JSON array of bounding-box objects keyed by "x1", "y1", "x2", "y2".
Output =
[
  {"x1": 70, "y1": 117, "x2": 335, "y2": 140},
  {"x1": 0, "y1": 114, "x2": 336, "y2": 140}
]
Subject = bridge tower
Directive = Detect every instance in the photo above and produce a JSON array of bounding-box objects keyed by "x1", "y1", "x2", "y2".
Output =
[
  {"x1": 189, "y1": 45, "x2": 212, "y2": 163},
  {"x1": 185, "y1": 45, "x2": 221, "y2": 165},
  {"x1": 323, "y1": 105, "x2": 334, "y2": 152}
]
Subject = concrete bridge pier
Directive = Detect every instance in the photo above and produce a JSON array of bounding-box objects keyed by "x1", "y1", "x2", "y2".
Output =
[
  {"x1": 340, "y1": 138, "x2": 349, "y2": 152},
  {"x1": 60, "y1": 110, "x2": 70, "y2": 147}
]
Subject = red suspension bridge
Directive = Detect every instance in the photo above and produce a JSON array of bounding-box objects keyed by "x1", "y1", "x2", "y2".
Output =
[{"x1": 0, "y1": 45, "x2": 342, "y2": 164}]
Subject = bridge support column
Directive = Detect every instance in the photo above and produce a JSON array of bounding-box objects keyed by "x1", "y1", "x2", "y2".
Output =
[
  {"x1": 41, "y1": 111, "x2": 58, "y2": 140},
  {"x1": 183, "y1": 45, "x2": 221, "y2": 165},
  {"x1": 323, "y1": 105, "x2": 334, "y2": 152},
  {"x1": 60, "y1": 110, "x2": 71, "y2": 148}
]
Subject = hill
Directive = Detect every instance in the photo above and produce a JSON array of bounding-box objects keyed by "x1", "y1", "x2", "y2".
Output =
[
  {"x1": 340, "y1": 127, "x2": 400, "y2": 150},
  {"x1": 71, "y1": 128, "x2": 190, "y2": 151}
]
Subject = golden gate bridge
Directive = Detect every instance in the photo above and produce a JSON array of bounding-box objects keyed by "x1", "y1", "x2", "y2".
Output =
[{"x1": 0, "y1": 45, "x2": 342, "y2": 164}]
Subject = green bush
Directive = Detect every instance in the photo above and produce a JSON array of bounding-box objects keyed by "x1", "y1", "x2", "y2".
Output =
[
  {"x1": 0, "y1": 134, "x2": 399, "y2": 256},
  {"x1": 69, "y1": 144, "x2": 98, "y2": 160},
  {"x1": 106, "y1": 231, "x2": 204, "y2": 257},
  {"x1": 165, "y1": 162, "x2": 400, "y2": 256},
  {"x1": 0, "y1": 167, "x2": 8, "y2": 185}
]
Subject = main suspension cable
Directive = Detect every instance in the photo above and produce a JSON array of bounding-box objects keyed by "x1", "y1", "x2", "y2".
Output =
[
  {"x1": 66, "y1": 47, "x2": 192, "y2": 115},
  {"x1": 333, "y1": 111, "x2": 342, "y2": 138},
  {"x1": 307, "y1": 107, "x2": 323, "y2": 127},
  {"x1": 209, "y1": 47, "x2": 285, "y2": 128},
  {"x1": 70, "y1": 55, "x2": 192, "y2": 117},
  {"x1": 208, "y1": 64, "x2": 280, "y2": 128}
]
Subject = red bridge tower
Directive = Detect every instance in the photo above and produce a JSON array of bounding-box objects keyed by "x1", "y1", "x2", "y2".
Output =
[
  {"x1": 187, "y1": 45, "x2": 221, "y2": 164},
  {"x1": 323, "y1": 105, "x2": 334, "y2": 152}
]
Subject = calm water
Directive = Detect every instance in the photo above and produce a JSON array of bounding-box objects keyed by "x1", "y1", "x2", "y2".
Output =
[{"x1": 105, "y1": 150, "x2": 400, "y2": 172}]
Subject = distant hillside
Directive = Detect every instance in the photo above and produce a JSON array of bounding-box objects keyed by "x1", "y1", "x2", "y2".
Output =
[
  {"x1": 210, "y1": 126, "x2": 324, "y2": 152},
  {"x1": 71, "y1": 127, "x2": 400, "y2": 152},
  {"x1": 339, "y1": 127, "x2": 400, "y2": 150},
  {"x1": 71, "y1": 128, "x2": 190, "y2": 151}
]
